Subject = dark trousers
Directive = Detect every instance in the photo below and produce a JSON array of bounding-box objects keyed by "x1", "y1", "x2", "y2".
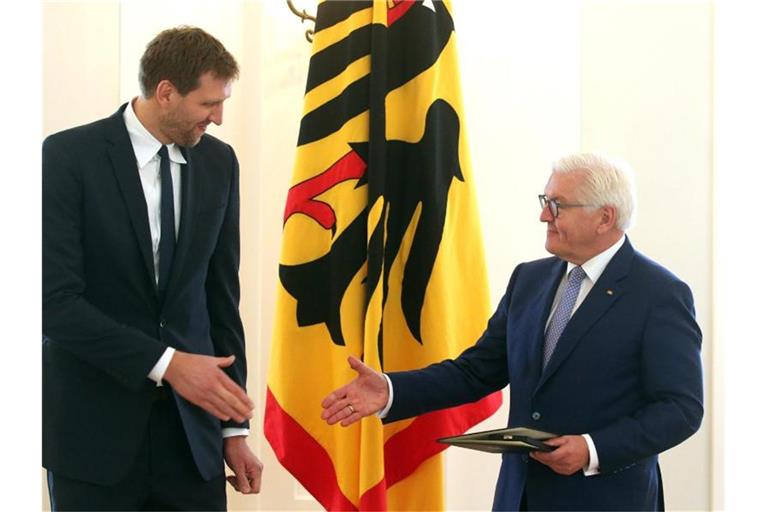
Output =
[{"x1": 47, "y1": 388, "x2": 226, "y2": 511}]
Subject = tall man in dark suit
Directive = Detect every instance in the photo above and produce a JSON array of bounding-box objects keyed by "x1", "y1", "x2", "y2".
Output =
[
  {"x1": 43, "y1": 27, "x2": 262, "y2": 510},
  {"x1": 321, "y1": 152, "x2": 703, "y2": 511}
]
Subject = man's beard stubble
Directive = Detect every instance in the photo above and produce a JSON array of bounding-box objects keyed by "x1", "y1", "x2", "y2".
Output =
[{"x1": 161, "y1": 110, "x2": 202, "y2": 148}]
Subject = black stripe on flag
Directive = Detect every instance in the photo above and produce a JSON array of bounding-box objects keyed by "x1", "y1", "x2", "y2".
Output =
[{"x1": 314, "y1": 0, "x2": 373, "y2": 33}]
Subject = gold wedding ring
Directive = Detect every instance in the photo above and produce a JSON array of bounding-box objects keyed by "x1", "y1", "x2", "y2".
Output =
[{"x1": 347, "y1": 404, "x2": 355, "y2": 414}]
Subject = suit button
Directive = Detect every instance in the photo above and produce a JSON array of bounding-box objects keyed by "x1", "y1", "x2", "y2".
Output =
[
  {"x1": 159, "y1": 319, "x2": 166, "y2": 328},
  {"x1": 531, "y1": 411, "x2": 541, "y2": 420}
]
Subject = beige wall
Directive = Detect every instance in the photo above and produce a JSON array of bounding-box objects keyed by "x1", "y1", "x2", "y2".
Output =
[{"x1": 42, "y1": 1, "x2": 722, "y2": 509}]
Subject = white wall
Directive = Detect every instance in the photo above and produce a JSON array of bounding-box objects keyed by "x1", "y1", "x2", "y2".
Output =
[
  {"x1": 714, "y1": 2, "x2": 768, "y2": 510},
  {"x1": 42, "y1": 1, "x2": 719, "y2": 510}
]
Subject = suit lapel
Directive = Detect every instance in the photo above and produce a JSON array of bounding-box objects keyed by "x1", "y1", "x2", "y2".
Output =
[
  {"x1": 164, "y1": 146, "x2": 197, "y2": 297},
  {"x1": 537, "y1": 238, "x2": 635, "y2": 388},
  {"x1": 106, "y1": 106, "x2": 156, "y2": 288}
]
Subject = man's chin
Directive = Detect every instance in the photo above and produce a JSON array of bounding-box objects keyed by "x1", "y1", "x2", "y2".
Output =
[
  {"x1": 544, "y1": 239, "x2": 562, "y2": 258},
  {"x1": 175, "y1": 134, "x2": 203, "y2": 148}
]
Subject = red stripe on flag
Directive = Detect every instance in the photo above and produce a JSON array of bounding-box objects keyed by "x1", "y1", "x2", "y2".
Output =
[
  {"x1": 359, "y1": 479, "x2": 387, "y2": 511},
  {"x1": 265, "y1": 388, "x2": 501, "y2": 509},
  {"x1": 264, "y1": 388, "x2": 358, "y2": 511},
  {"x1": 384, "y1": 392, "x2": 502, "y2": 486}
]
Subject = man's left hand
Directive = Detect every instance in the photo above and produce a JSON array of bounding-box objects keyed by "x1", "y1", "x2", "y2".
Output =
[
  {"x1": 224, "y1": 436, "x2": 263, "y2": 494},
  {"x1": 529, "y1": 435, "x2": 589, "y2": 476}
]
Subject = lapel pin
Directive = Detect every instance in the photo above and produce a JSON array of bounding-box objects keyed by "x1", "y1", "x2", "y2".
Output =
[{"x1": 606, "y1": 289, "x2": 614, "y2": 296}]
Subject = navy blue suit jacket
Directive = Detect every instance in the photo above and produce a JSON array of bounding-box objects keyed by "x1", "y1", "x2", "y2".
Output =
[
  {"x1": 386, "y1": 239, "x2": 703, "y2": 511},
  {"x1": 42, "y1": 105, "x2": 248, "y2": 485}
]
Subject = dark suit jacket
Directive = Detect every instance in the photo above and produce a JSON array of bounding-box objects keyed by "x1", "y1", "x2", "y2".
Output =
[
  {"x1": 42, "y1": 104, "x2": 248, "y2": 485},
  {"x1": 386, "y1": 239, "x2": 703, "y2": 511}
]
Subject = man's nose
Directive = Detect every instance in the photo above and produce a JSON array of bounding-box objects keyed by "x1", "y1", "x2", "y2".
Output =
[
  {"x1": 209, "y1": 104, "x2": 223, "y2": 126},
  {"x1": 540, "y1": 204, "x2": 553, "y2": 222}
]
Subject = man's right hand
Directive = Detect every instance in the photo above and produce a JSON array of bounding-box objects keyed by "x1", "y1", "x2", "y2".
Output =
[
  {"x1": 163, "y1": 351, "x2": 254, "y2": 423},
  {"x1": 320, "y1": 356, "x2": 389, "y2": 426}
]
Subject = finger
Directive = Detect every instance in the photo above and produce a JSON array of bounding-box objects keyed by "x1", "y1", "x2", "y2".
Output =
[
  {"x1": 217, "y1": 369, "x2": 254, "y2": 405},
  {"x1": 340, "y1": 411, "x2": 361, "y2": 427},
  {"x1": 213, "y1": 387, "x2": 251, "y2": 421},
  {"x1": 545, "y1": 436, "x2": 567, "y2": 447},
  {"x1": 235, "y1": 466, "x2": 251, "y2": 494},
  {"x1": 247, "y1": 465, "x2": 263, "y2": 494},
  {"x1": 203, "y1": 391, "x2": 248, "y2": 422},
  {"x1": 226, "y1": 475, "x2": 240, "y2": 492},
  {"x1": 530, "y1": 449, "x2": 555, "y2": 463},
  {"x1": 222, "y1": 379, "x2": 254, "y2": 410},
  {"x1": 218, "y1": 374, "x2": 255, "y2": 413},
  {"x1": 193, "y1": 395, "x2": 234, "y2": 422},
  {"x1": 321, "y1": 387, "x2": 349, "y2": 410},
  {"x1": 201, "y1": 400, "x2": 235, "y2": 422},
  {"x1": 217, "y1": 386, "x2": 254, "y2": 421},
  {"x1": 321, "y1": 391, "x2": 352, "y2": 420},
  {"x1": 216, "y1": 355, "x2": 236, "y2": 368},
  {"x1": 336, "y1": 402, "x2": 362, "y2": 426},
  {"x1": 323, "y1": 398, "x2": 357, "y2": 422},
  {"x1": 323, "y1": 407, "x2": 346, "y2": 425},
  {"x1": 323, "y1": 402, "x2": 355, "y2": 425},
  {"x1": 348, "y1": 356, "x2": 373, "y2": 375}
]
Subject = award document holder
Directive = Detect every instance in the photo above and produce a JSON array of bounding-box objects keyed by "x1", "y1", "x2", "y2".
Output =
[{"x1": 438, "y1": 426, "x2": 558, "y2": 454}]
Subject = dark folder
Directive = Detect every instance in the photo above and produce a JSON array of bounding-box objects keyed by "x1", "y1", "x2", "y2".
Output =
[{"x1": 438, "y1": 426, "x2": 558, "y2": 454}]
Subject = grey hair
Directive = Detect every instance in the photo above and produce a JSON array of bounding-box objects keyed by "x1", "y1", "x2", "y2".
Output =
[{"x1": 551, "y1": 152, "x2": 636, "y2": 231}]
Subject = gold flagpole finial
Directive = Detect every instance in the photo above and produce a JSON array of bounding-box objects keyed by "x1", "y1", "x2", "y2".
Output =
[{"x1": 286, "y1": 0, "x2": 316, "y2": 43}]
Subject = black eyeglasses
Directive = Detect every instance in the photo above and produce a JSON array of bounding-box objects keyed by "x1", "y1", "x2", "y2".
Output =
[{"x1": 538, "y1": 194, "x2": 597, "y2": 218}]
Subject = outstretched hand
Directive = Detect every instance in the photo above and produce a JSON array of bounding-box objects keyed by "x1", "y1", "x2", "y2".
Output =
[
  {"x1": 163, "y1": 351, "x2": 254, "y2": 423},
  {"x1": 320, "y1": 356, "x2": 389, "y2": 426}
]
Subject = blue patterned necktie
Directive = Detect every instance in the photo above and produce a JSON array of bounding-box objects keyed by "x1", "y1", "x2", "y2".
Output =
[
  {"x1": 157, "y1": 145, "x2": 175, "y2": 297},
  {"x1": 542, "y1": 266, "x2": 587, "y2": 369}
]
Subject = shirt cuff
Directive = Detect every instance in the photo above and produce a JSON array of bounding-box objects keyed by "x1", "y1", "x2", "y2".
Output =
[
  {"x1": 376, "y1": 373, "x2": 394, "y2": 419},
  {"x1": 582, "y1": 433, "x2": 600, "y2": 476},
  {"x1": 148, "y1": 347, "x2": 175, "y2": 386},
  {"x1": 222, "y1": 428, "x2": 249, "y2": 438}
]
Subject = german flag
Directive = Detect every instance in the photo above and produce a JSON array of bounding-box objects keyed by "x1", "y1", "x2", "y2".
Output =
[{"x1": 265, "y1": 1, "x2": 502, "y2": 509}]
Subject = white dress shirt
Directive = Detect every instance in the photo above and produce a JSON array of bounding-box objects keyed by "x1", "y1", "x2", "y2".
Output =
[
  {"x1": 124, "y1": 100, "x2": 247, "y2": 438},
  {"x1": 379, "y1": 235, "x2": 627, "y2": 475}
]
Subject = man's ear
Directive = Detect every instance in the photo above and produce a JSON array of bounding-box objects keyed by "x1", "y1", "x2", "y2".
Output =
[
  {"x1": 596, "y1": 205, "x2": 617, "y2": 234},
  {"x1": 155, "y1": 80, "x2": 177, "y2": 107}
]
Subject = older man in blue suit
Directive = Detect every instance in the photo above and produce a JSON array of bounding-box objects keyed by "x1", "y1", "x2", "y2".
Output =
[{"x1": 321, "y1": 152, "x2": 703, "y2": 511}]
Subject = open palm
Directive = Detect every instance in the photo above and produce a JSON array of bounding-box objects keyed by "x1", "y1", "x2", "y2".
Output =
[{"x1": 320, "y1": 356, "x2": 390, "y2": 426}]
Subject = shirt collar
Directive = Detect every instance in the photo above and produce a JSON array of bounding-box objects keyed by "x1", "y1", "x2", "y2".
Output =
[
  {"x1": 123, "y1": 99, "x2": 187, "y2": 168},
  {"x1": 566, "y1": 234, "x2": 626, "y2": 283}
]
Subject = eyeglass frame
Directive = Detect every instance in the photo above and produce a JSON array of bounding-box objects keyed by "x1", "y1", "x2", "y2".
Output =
[{"x1": 538, "y1": 194, "x2": 598, "y2": 218}]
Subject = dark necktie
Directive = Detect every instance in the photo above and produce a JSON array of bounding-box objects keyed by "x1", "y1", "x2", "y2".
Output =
[
  {"x1": 157, "y1": 145, "x2": 176, "y2": 296},
  {"x1": 542, "y1": 266, "x2": 587, "y2": 369}
]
